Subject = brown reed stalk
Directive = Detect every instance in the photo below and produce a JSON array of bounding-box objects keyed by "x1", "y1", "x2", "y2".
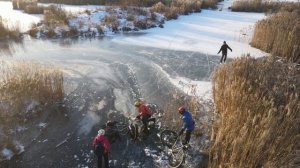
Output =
[
  {"x1": 251, "y1": 11, "x2": 300, "y2": 63},
  {"x1": 210, "y1": 57, "x2": 300, "y2": 167}
]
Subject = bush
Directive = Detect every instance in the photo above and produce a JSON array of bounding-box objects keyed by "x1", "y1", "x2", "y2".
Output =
[
  {"x1": 28, "y1": 23, "x2": 39, "y2": 37},
  {"x1": 44, "y1": 5, "x2": 69, "y2": 25},
  {"x1": 151, "y1": 0, "x2": 202, "y2": 20},
  {"x1": 164, "y1": 7, "x2": 179, "y2": 20},
  {"x1": 151, "y1": 2, "x2": 167, "y2": 13},
  {"x1": 251, "y1": 11, "x2": 300, "y2": 63},
  {"x1": 24, "y1": 4, "x2": 44, "y2": 14},
  {"x1": 126, "y1": 14, "x2": 135, "y2": 21},
  {"x1": 201, "y1": 0, "x2": 218, "y2": 9},
  {"x1": 102, "y1": 15, "x2": 119, "y2": 32},
  {"x1": 210, "y1": 57, "x2": 300, "y2": 167}
]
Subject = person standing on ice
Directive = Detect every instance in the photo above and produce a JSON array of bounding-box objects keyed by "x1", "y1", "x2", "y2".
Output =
[
  {"x1": 93, "y1": 129, "x2": 110, "y2": 168},
  {"x1": 218, "y1": 41, "x2": 232, "y2": 63},
  {"x1": 177, "y1": 106, "x2": 195, "y2": 146}
]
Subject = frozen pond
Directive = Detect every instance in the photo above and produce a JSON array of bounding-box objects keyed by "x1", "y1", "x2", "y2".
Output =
[{"x1": 0, "y1": 35, "x2": 218, "y2": 167}]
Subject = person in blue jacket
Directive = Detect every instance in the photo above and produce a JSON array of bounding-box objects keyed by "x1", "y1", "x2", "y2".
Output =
[{"x1": 178, "y1": 106, "x2": 195, "y2": 145}]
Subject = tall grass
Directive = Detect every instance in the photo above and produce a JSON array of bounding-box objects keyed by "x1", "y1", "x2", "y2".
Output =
[
  {"x1": 0, "y1": 61, "x2": 64, "y2": 120},
  {"x1": 38, "y1": 0, "x2": 106, "y2": 5},
  {"x1": 44, "y1": 5, "x2": 69, "y2": 25},
  {"x1": 12, "y1": 0, "x2": 38, "y2": 10},
  {"x1": 231, "y1": 0, "x2": 300, "y2": 13},
  {"x1": 151, "y1": 0, "x2": 202, "y2": 20},
  {"x1": 201, "y1": 0, "x2": 219, "y2": 9},
  {"x1": 210, "y1": 57, "x2": 300, "y2": 167},
  {"x1": 251, "y1": 11, "x2": 300, "y2": 63},
  {"x1": 24, "y1": 4, "x2": 44, "y2": 14},
  {"x1": 0, "y1": 17, "x2": 21, "y2": 39}
]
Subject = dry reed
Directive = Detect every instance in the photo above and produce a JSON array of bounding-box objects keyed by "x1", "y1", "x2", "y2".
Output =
[
  {"x1": 210, "y1": 57, "x2": 300, "y2": 167},
  {"x1": 44, "y1": 5, "x2": 69, "y2": 25},
  {"x1": 251, "y1": 11, "x2": 300, "y2": 63},
  {"x1": 0, "y1": 17, "x2": 21, "y2": 39},
  {"x1": 0, "y1": 61, "x2": 64, "y2": 120},
  {"x1": 24, "y1": 4, "x2": 44, "y2": 14},
  {"x1": 231, "y1": 0, "x2": 300, "y2": 13},
  {"x1": 151, "y1": 0, "x2": 202, "y2": 20},
  {"x1": 201, "y1": 0, "x2": 219, "y2": 9}
]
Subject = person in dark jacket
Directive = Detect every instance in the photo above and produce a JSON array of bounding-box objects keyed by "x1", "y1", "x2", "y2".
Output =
[
  {"x1": 177, "y1": 106, "x2": 195, "y2": 145},
  {"x1": 93, "y1": 129, "x2": 110, "y2": 168},
  {"x1": 218, "y1": 41, "x2": 232, "y2": 63},
  {"x1": 101, "y1": 121, "x2": 121, "y2": 144}
]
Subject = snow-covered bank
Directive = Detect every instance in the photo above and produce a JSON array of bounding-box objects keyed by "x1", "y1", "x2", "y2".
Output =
[
  {"x1": 0, "y1": 2, "x2": 41, "y2": 32},
  {"x1": 114, "y1": 8, "x2": 267, "y2": 58},
  {"x1": 30, "y1": 6, "x2": 165, "y2": 38},
  {"x1": 39, "y1": 3, "x2": 105, "y2": 13}
]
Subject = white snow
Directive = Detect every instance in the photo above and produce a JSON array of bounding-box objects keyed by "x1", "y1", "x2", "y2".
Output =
[
  {"x1": 0, "y1": 1, "x2": 42, "y2": 32},
  {"x1": 1, "y1": 148, "x2": 13, "y2": 160},
  {"x1": 26, "y1": 100, "x2": 40, "y2": 113},
  {"x1": 37, "y1": 122, "x2": 48, "y2": 129},
  {"x1": 171, "y1": 77, "x2": 212, "y2": 99},
  {"x1": 0, "y1": 141, "x2": 25, "y2": 160}
]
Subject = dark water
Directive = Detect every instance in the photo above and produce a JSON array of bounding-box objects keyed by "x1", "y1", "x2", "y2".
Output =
[{"x1": 0, "y1": 36, "x2": 220, "y2": 167}]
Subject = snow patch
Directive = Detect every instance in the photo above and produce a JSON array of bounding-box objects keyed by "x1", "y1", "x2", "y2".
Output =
[
  {"x1": 26, "y1": 100, "x2": 40, "y2": 113},
  {"x1": 37, "y1": 122, "x2": 48, "y2": 129},
  {"x1": 97, "y1": 98, "x2": 107, "y2": 110},
  {"x1": 1, "y1": 148, "x2": 13, "y2": 160}
]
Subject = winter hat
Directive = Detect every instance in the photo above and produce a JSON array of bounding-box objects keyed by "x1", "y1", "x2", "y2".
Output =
[{"x1": 98, "y1": 129, "x2": 105, "y2": 135}]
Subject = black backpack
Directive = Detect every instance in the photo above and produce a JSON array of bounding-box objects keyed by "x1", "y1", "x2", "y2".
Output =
[{"x1": 94, "y1": 141, "x2": 103, "y2": 156}]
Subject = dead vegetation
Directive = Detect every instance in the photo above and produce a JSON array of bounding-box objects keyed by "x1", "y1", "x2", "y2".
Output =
[
  {"x1": 0, "y1": 17, "x2": 21, "y2": 39},
  {"x1": 210, "y1": 57, "x2": 300, "y2": 167},
  {"x1": 0, "y1": 61, "x2": 64, "y2": 121},
  {"x1": 151, "y1": 0, "x2": 202, "y2": 20},
  {"x1": 251, "y1": 11, "x2": 300, "y2": 63},
  {"x1": 44, "y1": 5, "x2": 69, "y2": 25},
  {"x1": 231, "y1": 0, "x2": 300, "y2": 13}
]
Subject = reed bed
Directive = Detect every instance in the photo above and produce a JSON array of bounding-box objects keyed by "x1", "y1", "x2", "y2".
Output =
[
  {"x1": 210, "y1": 57, "x2": 300, "y2": 167},
  {"x1": 231, "y1": 0, "x2": 300, "y2": 13},
  {"x1": 0, "y1": 17, "x2": 21, "y2": 39},
  {"x1": 44, "y1": 5, "x2": 69, "y2": 25},
  {"x1": 0, "y1": 61, "x2": 64, "y2": 120},
  {"x1": 201, "y1": 0, "x2": 219, "y2": 9},
  {"x1": 251, "y1": 11, "x2": 300, "y2": 63},
  {"x1": 151, "y1": 0, "x2": 202, "y2": 20},
  {"x1": 12, "y1": 0, "x2": 37, "y2": 10},
  {"x1": 24, "y1": 4, "x2": 44, "y2": 14}
]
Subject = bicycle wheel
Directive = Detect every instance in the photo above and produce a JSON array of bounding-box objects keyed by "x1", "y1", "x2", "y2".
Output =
[
  {"x1": 160, "y1": 130, "x2": 178, "y2": 148},
  {"x1": 128, "y1": 124, "x2": 138, "y2": 141},
  {"x1": 168, "y1": 147, "x2": 185, "y2": 168}
]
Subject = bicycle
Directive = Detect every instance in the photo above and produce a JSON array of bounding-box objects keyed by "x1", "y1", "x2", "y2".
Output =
[
  {"x1": 160, "y1": 130, "x2": 186, "y2": 168},
  {"x1": 103, "y1": 103, "x2": 163, "y2": 142}
]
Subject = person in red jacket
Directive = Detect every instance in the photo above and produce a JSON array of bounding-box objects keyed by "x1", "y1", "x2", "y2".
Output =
[
  {"x1": 134, "y1": 100, "x2": 155, "y2": 134},
  {"x1": 93, "y1": 129, "x2": 110, "y2": 168}
]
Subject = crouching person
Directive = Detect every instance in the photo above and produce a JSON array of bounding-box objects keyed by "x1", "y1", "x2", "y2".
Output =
[{"x1": 93, "y1": 129, "x2": 110, "y2": 168}]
